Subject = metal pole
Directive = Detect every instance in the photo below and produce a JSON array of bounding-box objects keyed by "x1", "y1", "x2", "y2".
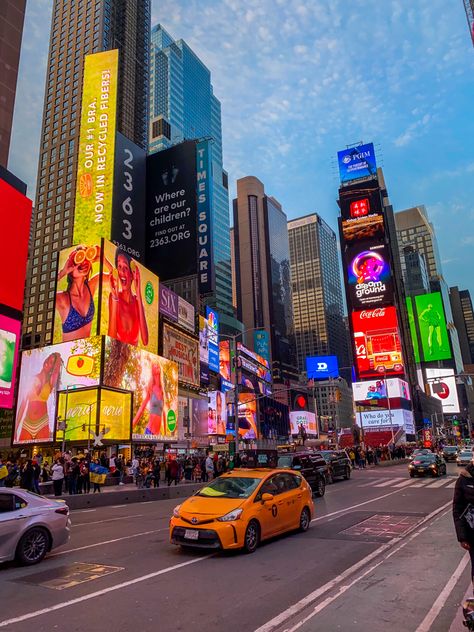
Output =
[
  {"x1": 87, "y1": 405, "x2": 92, "y2": 454},
  {"x1": 233, "y1": 335, "x2": 239, "y2": 458},
  {"x1": 385, "y1": 372, "x2": 395, "y2": 446},
  {"x1": 61, "y1": 387, "x2": 69, "y2": 454}
]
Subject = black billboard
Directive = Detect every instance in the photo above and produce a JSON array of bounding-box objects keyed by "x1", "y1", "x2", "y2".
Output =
[
  {"x1": 345, "y1": 239, "x2": 394, "y2": 309},
  {"x1": 146, "y1": 141, "x2": 198, "y2": 280},
  {"x1": 339, "y1": 182, "x2": 384, "y2": 221},
  {"x1": 111, "y1": 132, "x2": 146, "y2": 261}
]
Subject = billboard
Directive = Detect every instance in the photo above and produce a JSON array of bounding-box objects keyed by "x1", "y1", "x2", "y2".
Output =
[
  {"x1": 146, "y1": 141, "x2": 198, "y2": 280},
  {"x1": 306, "y1": 355, "x2": 339, "y2": 380},
  {"x1": 406, "y1": 297, "x2": 421, "y2": 363},
  {"x1": 352, "y1": 378, "x2": 411, "y2": 403},
  {"x1": 103, "y1": 337, "x2": 178, "y2": 442},
  {"x1": 346, "y1": 241, "x2": 393, "y2": 309},
  {"x1": 178, "y1": 297, "x2": 195, "y2": 333},
  {"x1": 237, "y1": 342, "x2": 271, "y2": 383},
  {"x1": 414, "y1": 292, "x2": 451, "y2": 362},
  {"x1": 357, "y1": 408, "x2": 415, "y2": 434},
  {"x1": 341, "y1": 213, "x2": 385, "y2": 245},
  {"x1": 253, "y1": 330, "x2": 270, "y2": 364},
  {"x1": 159, "y1": 285, "x2": 179, "y2": 322},
  {"x1": 237, "y1": 392, "x2": 258, "y2": 439},
  {"x1": 0, "y1": 314, "x2": 21, "y2": 409},
  {"x1": 101, "y1": 240, "x2": 159, "y2": 352},
  {"x1": 208, "y1": 390, "x2": 227, "y2": 435},
  {"x1": 352, "y1": 307, "x2": 404, "y2": 379},
  {"x1": 0, "y1": 178, "x2": 32, "y2": 312},
  {"x1": 196, "y1": 140, "x2": 214, "y2": 294},
  {"x1": 339, "y1": 185, "x2": 383, "y2": 221},
  {"x1": 14, "y1": 337, "x2": 102, "y2": 444},
  {"x1": 219, "y1": 339, "x2": 232, "y2": 391},
  {"x1": 337, "y1": 143, "x2": 377, "y2": 183},
  {"x1": 206, "y1": 307, "x2": 220, "y2": 373},
  {"x1": 111, "y1": 132, "x2": 146, "y2": 261},
  {"x1": 74, "y1": 50, "x2": 119, "y2": 244},
  {"x1": 56, "y1": 387, "x2": 132, "y2": 444},
  {"x1": 426, "y1": 368, "x2": 460, "y2": 414},
  {"x1": 289, "y1": 411, "x2": 318, "y2": 436},
  {"x1": 199, "y1": 315, "x2": 209, "y2": 384},
  {"x1": 162, "y1": 324, "x2": 199, "y2": 387}
]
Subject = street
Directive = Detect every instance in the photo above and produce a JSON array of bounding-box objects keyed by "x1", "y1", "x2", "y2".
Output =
[{"x1": 0, "y1": 462, "x2": 469, "y2": 632}]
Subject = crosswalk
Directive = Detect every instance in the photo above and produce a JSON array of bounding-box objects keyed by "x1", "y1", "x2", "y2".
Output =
[{"x1": 355, "y1": 476, "x2": 457, "y2": 490}]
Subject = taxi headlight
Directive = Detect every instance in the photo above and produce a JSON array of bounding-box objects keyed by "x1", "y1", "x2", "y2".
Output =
[
  {"x1": 217, "y1": 508, "x2": 243, "y2": 522},
  {"x1": 430, "y1": 464, "x2": 437, "y2": 469},
  {"x1": 173, "y1": 504, "x2": 182, "y2": 518},
  {"x1": 409, "y1": 464, "x2": 414, "y2": 469}
]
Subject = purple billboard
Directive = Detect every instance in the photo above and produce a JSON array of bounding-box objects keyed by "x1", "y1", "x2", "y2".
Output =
[{"x1": 159, "y1": 285, "x2": 179, "y2": 322}]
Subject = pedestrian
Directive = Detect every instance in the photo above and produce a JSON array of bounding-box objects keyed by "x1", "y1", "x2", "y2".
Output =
[
  {"x1": 79, "y1": 459, "x2": 90, "y2": 494},
  {"x1": 152, "y1": 460, "x2": 161, "y2": 488},
  {"x1": 51, "y1": 459, "x2": 65, "y2": 497},
  {"x1": 359, "y1": 449, "x2": 366, "y2": 469},
  {"x1": 0, "y1": 458, "x2": 7, "y2": 488},
  {"x1": 32, "y1": 459, "x2": 41, "y2": 494},
  {"x1": 166, "y1": 458, "x2": 179, "y2": 486},
  {"x1": 4, "y1": 461, "x2": 19, "y2": 488},
  {"x1": 193, "y1": 461, "x2": 202, "y2": 482},
  {"x1": 205, "y1": 453, "x2": 214, "y2": 481},
  {"x1": 349, "y1": 449, "x2": 356, "y2": 469},
  {"x1": 453, "y1": 457, "x2": 474, "y2": 586},
  {"x1": 115, "y1": 454, "x2": 125, "y2": 485},
  {"x1": 20, "y1": 460, "x2": 35, "y2": 492},
  {"x1": 41, "y1": 462, "x2": 51, "y2": 483},
  {"x1": 69, "y1": 458, "x2": 80, "y2": 495},
  {"x1": 90, "y1": 459, "x2": 107, "y2": 493},
  {"x1": 184, "y1": 458, "x2": 193, "y2": 481},
  {"x1": 100, "y1": 451, "x2": 108, "y2": 469}
]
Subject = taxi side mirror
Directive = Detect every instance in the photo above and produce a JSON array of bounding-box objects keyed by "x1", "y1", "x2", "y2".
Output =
[{"x1": 261, "y1": 493, "x2": 274, "y2": 503}]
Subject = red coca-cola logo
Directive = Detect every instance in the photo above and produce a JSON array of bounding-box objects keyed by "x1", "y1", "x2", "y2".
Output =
[{"x1": 360, "y1": 308, "x2": 386, "y2": 319}]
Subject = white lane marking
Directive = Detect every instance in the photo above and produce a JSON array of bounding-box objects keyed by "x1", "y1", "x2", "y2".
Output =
[
  {"x1": 373, "y1": 478, "x2": 404, "y2": 487},
  {"x1": 411, "y1": 478, "x2": 436, "y2": 488},
  {"x1": 49, "y1": 528, "x2": 167, "y2": 557},
  {"x1": 72, "y1": 514, "x2": 145, "y2": 527},
  {"x1": 447, "y1": 481, "x2": 457, "y2": 489},
  {"x1": 357, "y1": 478, "x2": 387, "y2": 487},
  {"x1": 425, "y1": 478, "x2": 453, "y2": 488},
  {"x1": 0, "y1": 555, "x2": 212, "y2": 628},
  {"x1": 255, "y1": 501, "x2": 452, "y2": 632},
  {"x1": 415, "y1": 552, "x2": 470, "y2": 632},
  {"x1": 73, "y1": 509, "x2": 97, "y2": 514},
  {"x1": 393, "y1": 480, "x2": 416, "y2": 488},
  {"x1": 111, "y1": 505, "x2": 127, "y2": 508}
]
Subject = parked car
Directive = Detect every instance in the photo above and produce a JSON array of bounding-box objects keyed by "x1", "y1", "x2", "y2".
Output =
[
  {"x1": 456, "y1": 450, "x2": 473, "y2": 467},
  {"x1": 0, "y1": 489, "x2": 70, "y2": 565},
  {"x1": 277, "y1": 452, "x2": 328, "y2": 497},
  {"x1": 408, "y1": 453, "x2": 447, "y2": 477},
  {"x1": 442, "y1": 446, "x2": 459, "y2": 462},
  {"x1": 319, "y1": 450, "x2": 352, "y2": 483}
]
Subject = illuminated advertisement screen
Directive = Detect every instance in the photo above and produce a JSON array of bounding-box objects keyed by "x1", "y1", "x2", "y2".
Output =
[
  {"x1": 199, "y1": 315, "x2": 209, "y2": 384},
  {"x1": 103, "y1": 337, "x2": 178, "y2": 442},
  {"x1": 0, "y1": 178, "x2": 32, "y2": 312},
  {"x1": 74, "y1": 50, "x2": 119, "y2": 245},
  {"x1": 289, "y1": 411, "x2": 317, "y2": 436},
  {"x1": 352, "y1": 378, "x2": 411, "y2": 403},
  {"x1": 414, "y1": 292, "x2": 452, "y2": 362},
  {"x1": 236, "y1": 392, "x2": 258, "y2": 439},
  {"x1": 406, "y1": 297, "x2": 421, "y2": 363},
  {"x1": 14, "y1": 337, "x2": 102, "y2": 444},
  {"x1": 159, "y1": 285, "x2": 179, "y2": 322},
  {"x1": 426, "y1": 368, "x2": 460, "y2": 414},
  {"x1": 237, "y1": 342, "x2": 271, "y2": 383},
  {"x1": 357, "y1": 408, "x2": 415, "y2": 434},
  {"x1": 101, "y1": 240, "x2": 159, "y2": 352},
  {"x1": 339, "y1": 185, "x2": 383, "y2": 221},
  {"x1": 346, "y1": 241, "x2": 393, "y2": 309},
  {"x1": 306, "y1": 355, "x2": 339, "y2": 380},
  {"x1": 0, "y1": 314, "x2": 21, "y2": 409},
  {"x1": 206, "y1": 307, "x2": 219, "y2": 372},
  {"x1": 162, "y1": 324, "x2": 199, "y2": 387},
  {"x1": 208, "y1": 391, "x2": 227, "y2": 435},
  {"x1": 352, "y1": 307, "x2": 404, "y2": 379},
  {"x1": 253, "y1": 330, "x2": 270, "y2": 364},
  {"x1": 219, "y1": 340, "x2": 232, "y2": 391},
  {"x1": 178, "y1": 297, "x2": 195, "y2": 333},
  {"x1": 342, "y1": 214, "x2": 385, "y2": 245},
  {"x1": 337, "y1": 142, "x2": 377, "y2": 183}
]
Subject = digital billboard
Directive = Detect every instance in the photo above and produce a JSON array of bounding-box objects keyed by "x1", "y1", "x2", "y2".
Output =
[
  {"x1": 74, "y1": 50, "x2": 119, "y2": 245},
  {"x1": 289, "y1": 411, "x2": 318, "y2": 436},
  {"x1": 56, "y1": 387, "x2": 132, "y2": 444},
  {"x1": 414, "y1": 292, "x2": 451, "y2": 362},
  {"x1": 341, "y1": 213, "x2": 385, "y2": 245},
  {"x1": 111, "y1": 132, "x2": 146, "y2": 261},
  {"x1": 206, "y1": 307, "x2": 219, "y2": 373},
  {"x1": 237, "y1": 343, "x2": 271, "y2": 383},
  {"x1": 178, "y1": 297, "x2": 195, "y2": 333},
  {"x1": 339, "y1": 184, "x2": 383, "y2": 221},
  {"x1": 306, "y1": 355, "x2": 339, "y2": 380},
  {"x1": 219, "y1": 340, "x2": 232, "y2": 391},
  {"x1": 406, "y1": 297, "x2": 421, "y2": 363},
  {"x1": 236, "y1": 392, "x2": 258, "y2": 439},
  {"x1": 337, "y1": 143, "x2": 377, "y2": 183},
  {"x1": 208, "y1": 391, "x2": 227, "y2": 435},
  {"x1": 103, "y1": 337, "x2": 178, "y2": 442},
  {"x1": 357, "y1": 408, "x2": 415, "y2": 434},
  {"x1": 146, "y1": 141, "x2": 198, "y2": 280},
  {"x1": 14, "y1": 337, "x2": 102, "y2": 444},
  {"x1": 196, "y1": 140, "x2": 214, "y2": 294},
  {"x1": 352, "y1": 378, "x2": 411, "y2": 403},
  {"x1": 0, "y1": 314, "x2": 21, "y2": 409},
  {"x1": 0, "y1": 178, "x2": 32, "y2": 312},
  {"x1": 346, "y1": 241, "x2": 393, "y2": 309},
  {"x1": 162, "y1": 324, "x2": 199, "y2": 387},
  {"x1": 101, "y1": 240, "x2": 159, "y2": 352},
  {"x1": 352, "y1": 307, "x2": 404, "y2": 379},
  {"x1": 159, "y1": 285, "x2": 179, "y2": 322},
  {"x1": 253, "y1": 330, "x2": 270, "y2": 364},
  {"x1": 199, "y1": 315, "x2": 209, "y2": 384},
  {"x1": 426, "y1": 368, "x2": 460, "y2": 414}
]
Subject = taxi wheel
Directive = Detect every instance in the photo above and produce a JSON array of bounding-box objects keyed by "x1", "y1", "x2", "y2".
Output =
[
  {"x1": 299, "y1": 507, "x2": 311, "y2": 532},
  {"x1": 243, "y1": 520, "x2": 260, "y2": 554}
]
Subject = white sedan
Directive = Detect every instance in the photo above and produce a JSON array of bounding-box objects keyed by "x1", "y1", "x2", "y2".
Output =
[{"x1": 0, "y1": 488, "x2": 70, "y2": 565}]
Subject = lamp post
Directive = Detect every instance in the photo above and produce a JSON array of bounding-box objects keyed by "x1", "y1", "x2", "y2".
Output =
[{"x1": 382, "y1": 370, "x2": 395, "y2": 447}]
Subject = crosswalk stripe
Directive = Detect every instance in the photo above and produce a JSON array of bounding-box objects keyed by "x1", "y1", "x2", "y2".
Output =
[
  {"x1": 446, "y1": 480, "x2": 457, "y2": 488},
  {"x1": 393, "y1": 479, "x2": 416, "y2": 488},
  {"x1": 357, "y1": 478, "x2": 387, "y2": 487},
  {"x1": 374, "y1": 478, "x2": 404, "y2": 487},
  {"x1": 411, "y1": 478, "x2": 436, "y2": 487},
  {"x1": 425, "y1": 477, "x2": 452, "y2": 488}
]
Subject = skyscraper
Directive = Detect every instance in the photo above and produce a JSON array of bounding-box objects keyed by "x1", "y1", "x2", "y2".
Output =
[
  {"x1": 149, "y1": 24, "x2": 234, "y2": 323},
  {"x1": 23, "y1": 0, "x2": 150, "y2": 349},
  {"x1": 450, "y1": 287, "x2": 474, "y2": 365},
  {"x1": 401, "y1": 246, "x2": 430, "y2": 295},
  {"x1": 288, "y1": 213, "x2": 350, "y2": 377},
  {"x1": 233, "y1": 176, "x2": 296, "y2": 382},
  {"x1": 0, "y1": 0, "x2": 26, "y2": 168},
  {"x1": 395, "y1": 206, "x2": 443, "y2": 282}
]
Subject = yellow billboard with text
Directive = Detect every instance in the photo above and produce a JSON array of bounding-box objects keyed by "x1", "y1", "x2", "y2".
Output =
[{"x1": 74, "y1": 49, "x2": 119, "y2": 244}]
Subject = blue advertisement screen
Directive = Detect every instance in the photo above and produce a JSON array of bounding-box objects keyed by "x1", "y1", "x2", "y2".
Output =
[
  {"x1": 306, "y1": 355, "x2": 339, "y2": 379},
  {"x1": 253, "y1": 330, "x2": 270, "y2": 364},
  {"x1": 206, "y1": 307, "x2": 220, "y2": 373},
  {"x1": 337, "y1": 143, "x2": 377, "y2": 183}
]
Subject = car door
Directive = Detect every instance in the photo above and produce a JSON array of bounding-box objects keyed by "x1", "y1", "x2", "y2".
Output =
[
  {"x1": 299, "y1": 456, "x2": 316, "y2": 490},
  {"x1": 271, "y1": 473, "x2": 302, "y2": 532},
  {"x1": 0, "y1": 493, "x2": 29, "y2": 562},
  {"x1": 254, "y1": 474, "x2": 284, "y2": 538}
]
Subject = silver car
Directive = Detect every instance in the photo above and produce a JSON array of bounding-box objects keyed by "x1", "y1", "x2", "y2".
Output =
[{"x1": 0, "y1": 488, "x2": 70, "y2": 565}]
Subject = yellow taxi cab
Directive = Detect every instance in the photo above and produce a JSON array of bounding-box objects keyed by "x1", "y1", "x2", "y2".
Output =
[{"x1": 170, "y1": 468, "x2": 314, "y2": 553}]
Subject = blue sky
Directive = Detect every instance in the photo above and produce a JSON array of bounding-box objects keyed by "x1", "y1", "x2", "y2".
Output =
[{"x1": 9, "y1": 0, "x2": 474, "y2": 295}]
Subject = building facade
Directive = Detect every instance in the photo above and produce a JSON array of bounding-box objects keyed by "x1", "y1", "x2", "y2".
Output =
[
  {"x1": 402, "y1": 246, "x2": 430, "y2": 295},
  {"x1": 149, "y1": 24, "x2": 234, "y2": 323},
  {"x1": 0, "y1": 0, "x2": 26, "y2": 168},
  {"x1": 288, "y1": 213, "x2": 350, "y2": 378},
  {"x1": 23, "y1": 0, "x2": 150, "y2": 349},
  {"x1": 311, "y1": 378, "x2": 354, "y2": 432},
  {"x1": 233, "y1": 176, "x2": 297, "y2": 381},
  {"x1": 450, "y1": 287, "x2": 474, "y2": 365}
]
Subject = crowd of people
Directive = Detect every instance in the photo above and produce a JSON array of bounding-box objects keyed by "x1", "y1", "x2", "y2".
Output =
[{"x1": 345, "y1": 444, "x2": 408, "y2": 468}]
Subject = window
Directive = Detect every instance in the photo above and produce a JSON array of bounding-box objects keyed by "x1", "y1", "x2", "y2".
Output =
[{"x1": 0, "y1": 494, "x2": 27, "y2": 513}]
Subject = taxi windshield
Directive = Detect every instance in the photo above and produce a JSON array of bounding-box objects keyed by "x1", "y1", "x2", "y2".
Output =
[{"x1": 197, "y1": 476, "x2": 261, "y2": 499}]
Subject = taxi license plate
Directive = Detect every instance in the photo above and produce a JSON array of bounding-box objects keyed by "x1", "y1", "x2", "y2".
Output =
[
  {"x1": 184, "y1": 529, "x2": 199, "y2": 540},
  {"x1": 418, "y1": 468, "x2": 424, "y2": 472}
]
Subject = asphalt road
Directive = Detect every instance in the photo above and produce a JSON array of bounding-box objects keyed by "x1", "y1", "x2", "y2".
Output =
[{"x1": 0, "y1": 462, "x2": 470, "y2": 632}]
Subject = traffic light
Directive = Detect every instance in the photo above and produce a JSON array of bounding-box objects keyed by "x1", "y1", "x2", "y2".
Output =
[{"x1": 292, "y1": 391, "x2": 308, "y2": 411}]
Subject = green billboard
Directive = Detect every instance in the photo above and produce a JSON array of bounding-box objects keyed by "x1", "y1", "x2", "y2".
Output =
[
  {"x1": 406, "y1": 297, "x2": 421, "y2": 363},
  {"x1": 414, "y1": 292, "x2": 452, "y2": 362}
]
